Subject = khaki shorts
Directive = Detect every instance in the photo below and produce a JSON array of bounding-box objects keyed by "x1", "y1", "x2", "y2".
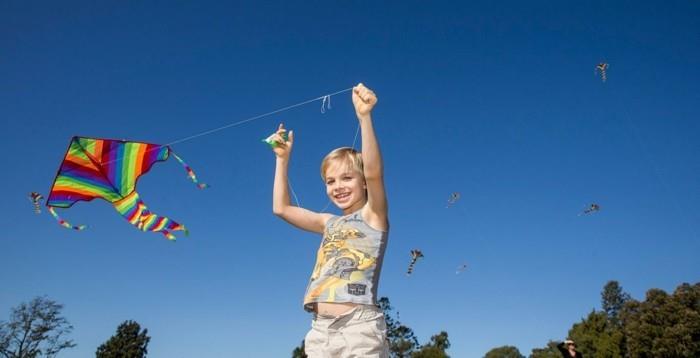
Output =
[{"x1": 304, "y1": 304, "x2": 389, "y2": 358}]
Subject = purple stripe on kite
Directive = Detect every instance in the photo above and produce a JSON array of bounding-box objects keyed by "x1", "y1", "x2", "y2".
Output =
[{"x1": 113, "y1": 143, "x2": 125, "y2": 194}]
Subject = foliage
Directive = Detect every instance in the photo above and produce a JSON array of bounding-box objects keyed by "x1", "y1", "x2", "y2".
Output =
[
  {"x1": 412, "y1": 331, "x2": 450, "y2": 358},
  {"x1": 601, "y1": 281, "x2": 630, "y2": 325},
  {"x1": 95, "y1": 320, "x2": 150, "y2": 358},
  {"x1": 483, "y1": 345, "x2": 524, "y2": 358},
  {"x1": 379, "y1": 297, "x2": 420, "y2": 357},
  {"x1": 525, "y1": 281, "x2": 700, "y2": 358},
  {"x1": 568, "y1": 310, "x2": 624, "y2": 358},
  {"x1": 528, "y1": 341, "x2": 560, "y2": 358},
  {"x1": 291, "y1": 340, "x2": 307, "y2": 358},
  {"x1": 621, "y1": 283, "x2": 700, "y2": 357},
  {"x1": 0, "y1": 296, "x2": 76, "y2": 358}
]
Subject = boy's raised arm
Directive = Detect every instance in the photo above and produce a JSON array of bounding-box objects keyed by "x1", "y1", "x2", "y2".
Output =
[
  {"x1": 270, "y1": 124, "x2": 331, "y2": 234},
  {"x1": 353, "y1": 84, "x2": 388, "y2": 230}
]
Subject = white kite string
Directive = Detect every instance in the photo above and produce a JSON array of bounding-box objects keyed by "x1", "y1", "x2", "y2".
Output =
[
  {"x1": 59, "y1": 86, "x2": 356, "y2": 210},
  {"x1": 76, "y1": 87, "x2": 354, "y2": 171},
  {"x1": 165, "y1": 87, "x2": 353, "y2": 147}
]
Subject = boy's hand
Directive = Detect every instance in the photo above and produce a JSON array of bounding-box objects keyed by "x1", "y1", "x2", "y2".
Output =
[
  {"x1": 269, "y1": 123, "x2": 294, "y2": 159},
  {"x1": 352, "y1": 83, "x2": 377, "y2": 118}
]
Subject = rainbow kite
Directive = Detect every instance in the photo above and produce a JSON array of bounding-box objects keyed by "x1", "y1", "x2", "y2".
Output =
[{"x1": 45, "y1": 136, "x2": 207, "y2": 240}]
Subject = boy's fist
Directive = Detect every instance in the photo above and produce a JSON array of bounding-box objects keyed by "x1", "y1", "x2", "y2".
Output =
[{"x1": 352, "y1": 83, "x2": 377, "y2": 118}]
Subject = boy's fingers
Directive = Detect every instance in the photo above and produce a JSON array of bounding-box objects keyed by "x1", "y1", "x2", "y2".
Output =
[{"x1": 353, "y1": 83, "x2": 365, "y2": 94}]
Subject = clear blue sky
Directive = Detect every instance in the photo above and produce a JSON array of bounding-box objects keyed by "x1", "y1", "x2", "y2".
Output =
[{"x1": 2, "y1": 1, "x2": 699, "y2": 357}]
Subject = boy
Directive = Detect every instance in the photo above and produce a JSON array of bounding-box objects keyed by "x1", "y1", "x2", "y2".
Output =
[{"x1": 268, "y1": 83, "x2": 389, "y2": 357}]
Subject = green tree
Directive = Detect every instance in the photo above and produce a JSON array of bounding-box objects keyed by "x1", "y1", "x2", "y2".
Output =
[
  {"x1": 601, "y1": 281, "x2": 630, "y2": 325},
  {"x1": 379, "y1": 297, "x2": 419, "y2": 358},
  {"x1": 291, "y1": 340, "x2": 307, "y2": 358},
  {"x1": 413, "y1": 331, "x2": 450, "y2": 358},
  {"x1": 621, "y1": 283, "x2": 700, "y2": 357},
  {"x1": 390, "y1": 325, "x2": 420, "y2": 357},
  {"x1": 0, "y1": 296, "x2": 76, "y2": 358},
  {"x1": 568, "y1": 310, "x2": 624, "y2": 358},
  {"x1": 483, "y1": 345, "x2": 524, "y2": 358},
  {"x1": 95, "y1": 320, "x2": 150, "y2": 358},
  {"x1": 528, "y1": 341, "x2": 560, "y2": 358}
]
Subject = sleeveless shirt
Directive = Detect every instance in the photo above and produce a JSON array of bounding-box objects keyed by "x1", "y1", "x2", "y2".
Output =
[{"x1": 303, "y1": 210, "x2": 389, "y2": 312}]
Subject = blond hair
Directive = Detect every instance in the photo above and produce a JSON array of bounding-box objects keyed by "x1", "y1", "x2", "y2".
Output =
[{"x1": 320, "y1": 147, "x2": 364, "y2": 181}]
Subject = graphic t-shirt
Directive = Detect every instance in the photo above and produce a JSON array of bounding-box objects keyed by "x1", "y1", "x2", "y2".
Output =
[{"x1": 303, "y1": 210, "x2": 388, "y2": 311}]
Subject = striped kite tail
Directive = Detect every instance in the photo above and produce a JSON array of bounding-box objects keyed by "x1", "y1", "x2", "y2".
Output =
[
  {"x1": 48, "y1": 207, "x2": 87, "y2": 231},
  {"x1": 169, "y1": 150, "x2": 209, "y2": 189},
  {"x1": 406, "y1": 249, "x2": 424, "y2": 276},
  {"x1": 113, "y1": 191, "x2": 187, "y2": 241},
  {"x1": 406, "y1": 259, "x2": 418, "y2": 276}
]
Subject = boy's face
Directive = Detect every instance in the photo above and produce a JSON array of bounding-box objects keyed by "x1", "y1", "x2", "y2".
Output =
[{"x1": 324, "y1": 160, "x2": 366, "y2": 214}]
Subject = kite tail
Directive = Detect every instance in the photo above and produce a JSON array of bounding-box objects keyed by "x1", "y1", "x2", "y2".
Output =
[
  {"x1": 406, "y1": 250, "x2": 424, "y2": 276},
  {"x1": 406, "y1": 259, "x2": 418, "y2": 276},
  {"x1": 114, "y1": 191, "x2": 188, "y2": 241},
  {"x1": 169, "y1": 150, "x2": 209, "y2": 189},
  {"x1": 48, "y1": 207, "x2": 87, "y2": 230}
]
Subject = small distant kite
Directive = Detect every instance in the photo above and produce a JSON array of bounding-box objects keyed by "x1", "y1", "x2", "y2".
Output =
[
  {"x1": 579, "y1": 203, "x2": 601, "y2": 216},
  {"x1": 44, "y1": 136, "x2": 208, "y2": 240},
  {"x1": 406, "y1": 249, "x2": 424, "y2": 276},
  {"x1": 446, "y1": 192, "x2": 460, "y2": 208},
  {"x1": 595, "y1": 63, "x2": 609, "y2": 82},
  {"x1": 456, "y1": 263, "x2": 468, "y2": 274},
  {"x1": 28, "y1": 192, "x2": 44, "y2": 214}
]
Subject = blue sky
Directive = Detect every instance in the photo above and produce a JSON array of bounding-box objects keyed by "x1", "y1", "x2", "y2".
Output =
[{"x1": 2, "y1": 1, "x2": 699, "y2": 357}]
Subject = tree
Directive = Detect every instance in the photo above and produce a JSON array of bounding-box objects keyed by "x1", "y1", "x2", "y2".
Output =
[
  {"x1": 528, "y1": 341, "x2": 560, "y2": 358},
  {"x1": 291, "y1": 340, "x2": 307, "y2": 358},
  {"x1": 621, "y1": 283, "x2": 700, "y2": 357},
  {"x1": 413, "y1": 331, "x2": 450, "y2": 358},
  {"x1": 601, "y1": 281, "x2": 630, "y2": 325},
  {"x1": 0, "y1": 296, "x2": 76, "y2": 358},
  {"x1": 95, "y1": 320, "x2": 150, "y2": 358},
  {"x1": 378, "y1": 297, "x2": 420, "y2": 357},
  {"x1": 483, "y1": 345, "x2": 523, "y2": 358},
  {"x1": 568, "y1": 310, "x2": 624, "y2": 358}
]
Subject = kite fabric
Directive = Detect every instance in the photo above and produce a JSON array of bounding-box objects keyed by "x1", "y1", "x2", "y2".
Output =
[
  {"x1": 446, "y1": 192, "x2": 460, "y2": 208},
  {"x1": 45, "y1": 136, "x2": 207, "y2": 240},
  {"x1": 579, "y1": 203, "x2": 601, "y2": 216},
  {"x1": 29, "y1": 192, "x2": 44, "y2": 214},
  {"x1": 595, "y1": 63, "x2": 609, "y2": 82},
  {"x1": 456, "y1": 263, "x2": 468, "y2": 274}
]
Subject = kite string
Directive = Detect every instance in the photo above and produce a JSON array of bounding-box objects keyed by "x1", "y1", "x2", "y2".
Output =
[
  {"x1": 168, "y1": 86, "x2": 350, "y2": 209},
  {"x1": 57, "y1": 86, "x2": 354, "y2": 211},
  {"x1": 74, "y1": 87, "x2": 353, "y2": 171},
  {"x1": 164, "y1": 87, "x2": 353, "y2": 147}
]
